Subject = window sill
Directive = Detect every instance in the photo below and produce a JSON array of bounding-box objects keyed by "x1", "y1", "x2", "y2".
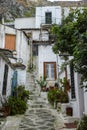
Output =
[{"x1": 47, "y1": 79, "x2": 55, "y2": 81}]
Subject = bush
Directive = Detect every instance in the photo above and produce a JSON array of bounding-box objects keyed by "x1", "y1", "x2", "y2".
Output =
[
  {"x1": 48, "y1": 89, "x2": 58, "y2": 105},
  {"x1": 8, "y1": 97, "x2": 27, "y2": 115},
  {"x1": 7, "y1": 85, "x2": 29, "y2": 115},
  {"x1": 77, "y1": 115, "x2": 87, "y2": 130},
  {"x1": 13, "y1": 85, "x2": 29, "y2": 102},
  {"x1": 47, "y1": 89, "x2": 69, "y2": 105}
]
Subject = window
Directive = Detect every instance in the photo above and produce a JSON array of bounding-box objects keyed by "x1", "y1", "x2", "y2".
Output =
[
  {"x1": 70, "y1": 62, "x2": 76, "y2": 99},
  {"x1": 45, "y1": 12, "x2": 52, "y2": 24},
  {"x1": 5, "y1": 34, "x2": 16, "y2": 50},
  {"x1": 44, "y1": 62, "x2": 56, "y2": 80}
]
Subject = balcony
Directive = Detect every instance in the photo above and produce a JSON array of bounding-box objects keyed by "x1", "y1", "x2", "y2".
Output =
[{"x1": 40, "y1": 18, "x2": 56, "y2": 30}]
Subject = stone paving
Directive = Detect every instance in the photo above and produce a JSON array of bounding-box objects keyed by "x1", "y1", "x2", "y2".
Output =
[
  {"x1": 1, "y1": 87, "x2": 76, "y2": 130},
  {"x1": 18, "y1": 90, "x2": 57, "y2": 130}
]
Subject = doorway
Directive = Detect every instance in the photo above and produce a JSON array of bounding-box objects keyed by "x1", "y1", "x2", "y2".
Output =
[{"x1": 2, "y1": 64, "x2": 9, "y2": 95}]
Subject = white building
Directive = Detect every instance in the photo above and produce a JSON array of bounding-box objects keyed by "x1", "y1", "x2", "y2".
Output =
[
  {"x1": 14, "y1": 5, "x2": 87, "y2": 118},
  {"x1": 0, "y1": 24, "x2": 29, "y2": 99}
]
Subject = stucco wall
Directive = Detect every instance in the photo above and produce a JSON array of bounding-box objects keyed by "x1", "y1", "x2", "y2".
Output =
[
  {"x1": 16, "y1": 30, "x2": 29, "y2": 86},
  {"x1": 38, "y1": 45, "x2": 57, "y2": 86},
  {"x1": 66, "y1": 65, "x2": 84, "y2": 117},
  {"x1": 36, "y1": 6, "x2": 62, "y2": 28},
  {"x1": 32, "y1": 30, "x2": 49, "y2": 41},
  {"x1": 0, "y1": 24, "x2": 29, "y2": 94},
  {"x1": 84, "y1": 89, "x2": 87, "y2": 115},
  {"x1": 0, "y1": 58, "x2": 13, "y2": 97},
  {"x1": 15, "y1": 17, "x2": 35, "y2": 29}
]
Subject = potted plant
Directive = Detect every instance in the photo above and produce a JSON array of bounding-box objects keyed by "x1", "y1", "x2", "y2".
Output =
[
  {"x1": 60, "y1": 77, "x2": 71, "y2": 92},
  {"x1": 1, "y1": 96, "x2": 11, "y2": 117},
  {"x1": 36, "y1": 76, "x2": 47, "y2": 91}
]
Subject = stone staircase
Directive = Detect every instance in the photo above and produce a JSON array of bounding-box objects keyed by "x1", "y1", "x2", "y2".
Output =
[
  {"x1": 25, "y1": 72, "x2": 36, "y2": 91},
  {"x1": 18, "y1": 85, "x2": 57, "y2": 130}
]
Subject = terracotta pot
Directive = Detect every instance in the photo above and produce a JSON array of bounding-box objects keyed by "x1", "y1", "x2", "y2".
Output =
[
  {"x1": 4, "y1": 106, "x2": 11, "y2": 116},
  {"x1": 49, "y1": 86, "x2": 54, "y2": 90},
  {"x1": 41, "y1": 86, "x2": 46, "y2": 92}
]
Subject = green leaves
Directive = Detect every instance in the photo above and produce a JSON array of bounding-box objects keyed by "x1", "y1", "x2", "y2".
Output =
[{"x1": 51, "y1": 8, "x2": 87, "y2": 84}]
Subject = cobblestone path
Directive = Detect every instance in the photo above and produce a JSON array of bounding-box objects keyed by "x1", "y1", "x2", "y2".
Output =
[
  {"x1": 19, "y1": 90, "x2": 56, "y2": 130},
  {"x1": 1, "y1": 87, "x2": 66, "y2": 130}
]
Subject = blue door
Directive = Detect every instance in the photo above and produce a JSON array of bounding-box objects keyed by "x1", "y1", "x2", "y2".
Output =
[{"x1": 12, "y1": 70, "x2": 17, "y2": 95}]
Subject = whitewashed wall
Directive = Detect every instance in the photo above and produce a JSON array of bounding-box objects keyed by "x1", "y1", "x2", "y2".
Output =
[
  {"x1": 84, "y1": 89, "x2": 87, "y2": 115},
  {"x1": 16, "y1": 30, "x2": 29, "y2": 85},
  {"x1": 4, "y1": 25, "x2": 29, "y2": 86},
  {"x1": 36, "y1": 6, "x2": 62, "y2": 28},
  {"x1": 0, "y1": 58, "x2": 13, "y2": 97},
  {"x1": 69, "y1": 73, "x2": 84, "y2": 117},
  {"x1": 65, "y1": 61, "x2": 84, "y2": 118},
  {"x1": 6, "y1": 66, "x2": 13, "y2": 97},
  {"x1": 58, "y1": 55, "x2": 84, "y2": 117},
  {"x1": 32, "y1": 30, "x2": 49, "y2": 41},
  {"x1": 38, "y1": 45, "x2": 57, "y2": 86},
  {"x1": 0, "y1": 25, "x2": 5, "y2": 48},
  {"x1": 0, "y1": 25, "x2": 15, "y2": 97},
  {"x1": 0, "y1": 24, "x2": 29, "y2": 97},
  {"x1": 15, "y1": 17, "x2": 35, "y2": 29}
]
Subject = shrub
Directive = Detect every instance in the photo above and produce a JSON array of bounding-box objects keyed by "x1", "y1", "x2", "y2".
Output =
[
  {"x1": 13, "y1": 85, "x2": 29, "y2": 102},
  {"x1": 77, "y1": 115, "x2": 87, "y2": 130},
  {"x1": 8, "y1": 97, "x2": 27, "y2": 115},
  {"x1": 7, "y1": 85, "x2": 29, "y2": 115},
  {"x1": 47, "y1": 89, "x2": 69, "y2": 105},
  {"x1": 36, "y1": 76, "x2": 47, "y2": 88},
  {"x1": 48, "y1": 89, "x2": 58, "y2": 105}
]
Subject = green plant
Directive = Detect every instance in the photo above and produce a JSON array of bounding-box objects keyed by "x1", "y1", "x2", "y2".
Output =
[
  {"x1": 27, "y1": 62, "x2": 36, "y2": 73},
  {"x1": 51, "y1": 8, "x2": 87, "y2": 86},
  {"x1": 13, "y1": 85, "x2": 29, "y2": 102},
  {"x1": 36, "y1": 76, "x2": 47, "y2": 88},
  {"x1": 48, "y1": 89, "x2": 58, "y2": 105},
  {"x1": 47, "y1": 89, "x2": 69, "y2": 105},
  {"x1": 60, "y1": 77, "x2": 71, "y2": 92},
  {"x1": 5, "y1": 85, "x2": 30, "y2": 115},
  {"x1": 77, "y1": 115, "x2": 87, "y2": 130},
  {"x1": 8, "y1": 97, "x2": 27, "y2": 115}
]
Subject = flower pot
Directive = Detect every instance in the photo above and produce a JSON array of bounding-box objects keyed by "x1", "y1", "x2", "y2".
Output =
[
  {"x1": 2, "y1": 105, "x2": 11, "y2": 117},
  {"x1": 41, "y1": 86, "x2": 46, "y2": 92},
  {"x1": 49, "y1": 86, "x2": 54, "y2": 90}
]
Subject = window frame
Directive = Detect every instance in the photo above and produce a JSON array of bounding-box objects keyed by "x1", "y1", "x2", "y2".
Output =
[
  {"x1": 5, "y1": 34, "x2": 16, "y2": 51},
  {"x1": 70, "y1": 62, "x2": 76, "y2": 99},
  {"x1": 45, "y1": 12, "x2": 52, "y2": 24},
  {"x1": 44, "y1": 62, "x2": 57, "y2": 80}
]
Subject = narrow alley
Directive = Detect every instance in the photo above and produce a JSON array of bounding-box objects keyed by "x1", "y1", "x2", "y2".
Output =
[{"x1": 1, "y1": 85, "x2": 76, "y2": 130}]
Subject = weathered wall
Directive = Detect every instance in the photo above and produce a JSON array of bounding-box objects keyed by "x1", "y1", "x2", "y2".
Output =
[
  {"x1": 38, "y1": 45, "x2": 57, "y2": 86},
  {"x1": 15, "y1": 17, "x2": 35, "y2": 29}
]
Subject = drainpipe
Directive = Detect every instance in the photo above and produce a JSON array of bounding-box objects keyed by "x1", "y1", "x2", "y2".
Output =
[
  {"x1": 30, "y1": 37, "x2": 33, "y2": 68},
  {"x1": 56, "y1": 54, "x2": 59, "y2": 82}
]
